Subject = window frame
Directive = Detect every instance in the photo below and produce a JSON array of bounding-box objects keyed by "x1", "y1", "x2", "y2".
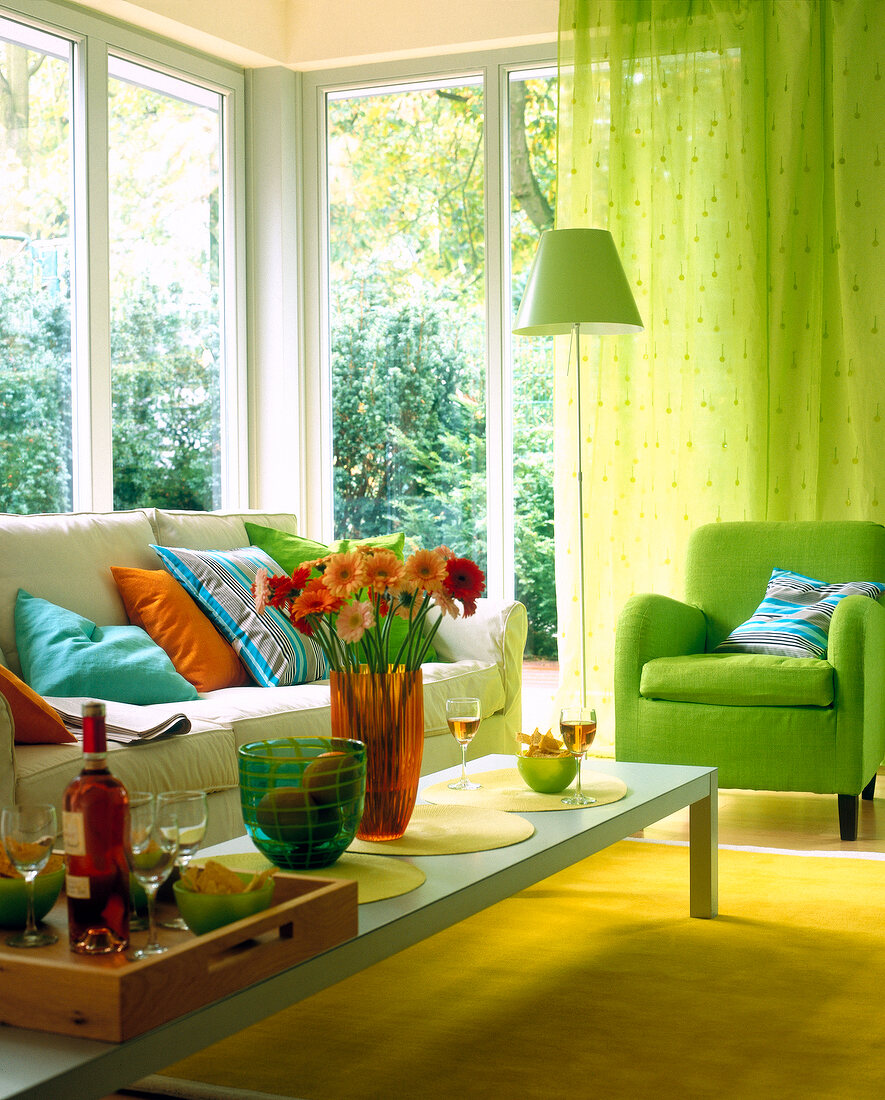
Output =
[
  {"x1": 300, "y1": 42, "x2": 556, "y2": 601},
  {"x1": 1, "y1": 0, "x2": 247, "y2": 511}
]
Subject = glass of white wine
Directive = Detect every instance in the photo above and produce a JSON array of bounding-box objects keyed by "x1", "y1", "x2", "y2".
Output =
[
  {"x1": 125, "y1": 792, "x2": 179, "y2": 959},
  {"x1": 157, "y1": 789, "x2": 208, "y2": 930},
  {"x1": 1, "y1": 803, "x2": 58, "y2": 948},
  {"x1": 446, "y1": 697, "x2": 482, "y2": 791},
  {"x1": 559, "y1": 705, "x2": 597, "y2": 806}
]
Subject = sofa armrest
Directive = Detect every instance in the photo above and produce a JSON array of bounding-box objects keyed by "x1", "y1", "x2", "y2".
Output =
[
  {"x1": 431, "y1": 598, "x2": 528, "y2": 722},
  {"x1": 827, "y1": 594, "x2": 885, "y2": 792},
  {"x1": 614, "y1": 593, "x2": 706, "y2": 749},
  {"x1": 0, "y1": 693, "x2": 15, "y2": 810}
]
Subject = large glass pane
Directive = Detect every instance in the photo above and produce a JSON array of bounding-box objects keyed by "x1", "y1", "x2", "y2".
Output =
[
  {"x1": 326, "y1": 79, "x2": 486, "y2": 568},
  {"x1": 0, "y1": 17, "x2": 74, "y2": 512},
  {"x1": 509, "y1": 69, "x2": 557, "y2": 661},
  {"x1": 108, "y1": 58, "x2": 223, "y2": 510}
]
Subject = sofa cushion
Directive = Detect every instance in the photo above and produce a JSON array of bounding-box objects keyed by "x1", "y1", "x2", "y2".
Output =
[
  {"x1": 640, "y1": 653, "x2": 834, "y2": 707},
  {"x1": 151, "y1": 511, "x2": 299, "y2": 551},
  {"x1": 244, "y1": 523, "x2": 406, "y2": 572},
  {"x1": 0, "y1": 665, "x2": 77, "y2": 745},
  {"x1": 714, "y1": 568, "x2": 885, "y2": 659},
  {"x1": 151, "y1": 545, "x2": 326, "y2": 688},
  {"x1": 15, "y1": 591, "x2": 199, "y2": 705},
  {"x1": 111, "y1": 567, "x2": 249, "y2": 693},
  {"x1": 243, "y1": 523, "x2": 436, "y2": 664}
]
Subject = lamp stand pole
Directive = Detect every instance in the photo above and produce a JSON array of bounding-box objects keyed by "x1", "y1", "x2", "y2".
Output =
[{"x1": 573, "y1": 321, "x2": 588, "y2": 711}]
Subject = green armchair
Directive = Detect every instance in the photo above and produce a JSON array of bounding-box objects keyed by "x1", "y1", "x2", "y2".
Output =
[{"x1": 614, "y1": 521, "x2": 885, "y2": 840}]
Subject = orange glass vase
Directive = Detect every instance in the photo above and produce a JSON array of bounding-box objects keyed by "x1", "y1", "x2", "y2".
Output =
[{"x1": 329, "y1": 667, "x2": 425, "y2": 841}]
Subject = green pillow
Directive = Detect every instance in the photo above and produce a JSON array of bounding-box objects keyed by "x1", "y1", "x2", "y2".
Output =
[
  {"x1": 14, "y1": 590, "x2": 199, "y2": 705},
  {"x1": 243, "y1": 523, "x2": 406, "y2": 573},
  {"x1": 242, "y1": 524, "x2": 436, "y2": 663}
]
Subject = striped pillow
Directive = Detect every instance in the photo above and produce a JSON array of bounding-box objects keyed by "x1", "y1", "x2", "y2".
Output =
[
  {"x1": 714, "y1": 568, "x2": 885, "y2": 659},
  {"x1": 151, "y1": 545, "x2": 326, "y2": 687}
]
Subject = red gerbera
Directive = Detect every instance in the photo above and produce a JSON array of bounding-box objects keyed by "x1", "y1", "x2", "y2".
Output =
[{"x1": 444, "y1": 557, "x2": 485, "y2": 602}]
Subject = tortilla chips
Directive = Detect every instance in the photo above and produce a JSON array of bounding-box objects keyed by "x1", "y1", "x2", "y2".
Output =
[
  {"x1": 516, "y1": 727, "x2": 571, "y2": 759},
  {"x1": 180, "y1": 859, "x2": 275, "y2": 895},
  {"x1": 0, "y1": 850, "x2": 63, "y2": 879}
]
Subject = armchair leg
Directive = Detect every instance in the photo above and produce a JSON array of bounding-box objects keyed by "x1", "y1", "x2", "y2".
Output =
[
  {"x1": 838, "y1": 794, "x2": 858, "y2": 841},
  {"x1": 862, "y1": 774, "x2": 877, "y2": 801}
]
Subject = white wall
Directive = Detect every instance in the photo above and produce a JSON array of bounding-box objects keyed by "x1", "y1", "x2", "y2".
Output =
[{"x1": 70, "y1": 0, "x2": 558, "y2": 68}]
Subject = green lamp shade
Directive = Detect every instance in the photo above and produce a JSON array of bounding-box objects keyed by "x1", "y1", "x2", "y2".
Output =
[{"x1": 513, "y1": 228, "x2": 643, "y2": 336}]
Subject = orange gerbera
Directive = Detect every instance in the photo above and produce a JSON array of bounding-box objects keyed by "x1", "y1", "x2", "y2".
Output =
[
  {"x1": 402, "y1": 548, "x2": 447, "y2": 593},
  {"x1": 362, "y1": 549, "x2": 404, "y2": 594},
  {"x1": 322, "y1": 551, "x2": 367, "y2": 598},
  {"x1": 290, "y1": 578, "x2": 342, "y2": 620}
]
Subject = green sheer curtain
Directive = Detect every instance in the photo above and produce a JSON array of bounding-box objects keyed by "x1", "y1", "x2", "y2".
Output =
[{"x1": 553, "y1": 0, "x2": 884, "y2": 750}]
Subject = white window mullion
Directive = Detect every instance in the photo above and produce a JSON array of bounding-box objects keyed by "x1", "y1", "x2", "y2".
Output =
[{"x1": 75, "y1": 34, "x2": 112, "y2": 511}]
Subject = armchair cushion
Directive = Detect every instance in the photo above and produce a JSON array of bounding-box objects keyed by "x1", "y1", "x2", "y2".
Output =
[
  {"x1": 640, "y1": 653, "x2": 834, "y2": 707},
  {"x1": 714, "y1": 568, "x2": 885, "y2": 659}
]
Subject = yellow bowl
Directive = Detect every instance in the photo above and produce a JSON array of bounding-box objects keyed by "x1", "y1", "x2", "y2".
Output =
[
  {"x1": 173, "y1": 873, "x2": 275, "y2": 935},
  {"x1": 0, "y1": 866, "x2": 65, "y2": 928},
  {"x1": 516, "y1": 754, "x2": 578, "y2": 794}
]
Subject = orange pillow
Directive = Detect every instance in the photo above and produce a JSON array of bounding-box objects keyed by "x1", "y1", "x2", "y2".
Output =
[
  {"x1": 0, "y1": 665, "x2": 77, "y2": 745},
  {"x1": 111, "y1": 567, "x2": 249, "y2": 693}
]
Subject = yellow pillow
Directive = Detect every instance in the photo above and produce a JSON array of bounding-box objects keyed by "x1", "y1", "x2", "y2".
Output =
[
  {"x1": 111, "y1": 567, "x2": 249, "y2": 693},
  {"x1": 0, "y1": 665, "x2": 77, "y2": 745}
]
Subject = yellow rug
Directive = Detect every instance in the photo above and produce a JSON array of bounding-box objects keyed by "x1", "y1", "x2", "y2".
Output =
[{"x1": 144, "y1": 842, "x2": 885, "y2": 1100}]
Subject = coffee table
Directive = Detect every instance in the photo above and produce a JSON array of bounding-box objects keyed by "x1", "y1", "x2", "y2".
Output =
[{"x1": 0, "y1": 755, "x2": 716, "y2": 1100}]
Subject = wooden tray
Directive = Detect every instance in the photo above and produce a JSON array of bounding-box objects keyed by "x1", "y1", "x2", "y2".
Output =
[{"x1": 0, "y1": 872, "x2": 358, "y2": 1042}]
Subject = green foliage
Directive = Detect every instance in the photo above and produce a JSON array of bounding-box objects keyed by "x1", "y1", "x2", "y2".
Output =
[{"x1": 331, "y1": 273, "x2": 487, "y2": 569}]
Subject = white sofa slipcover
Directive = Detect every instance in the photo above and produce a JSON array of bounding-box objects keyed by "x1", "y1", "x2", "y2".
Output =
[{"x1": 0, "y1": 509, "x2": 527, "y2": 845}]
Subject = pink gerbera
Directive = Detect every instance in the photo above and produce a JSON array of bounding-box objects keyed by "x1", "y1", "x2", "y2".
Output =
[
  {"x1": 433, "y1": 589, "x2": 460, "y2": 619},
  {"x1": 336, "y1": 600, "x2": 375, "y2": 644},
  {"x1": 252, "y1": 567, "x2": 271, "y2": 614}
]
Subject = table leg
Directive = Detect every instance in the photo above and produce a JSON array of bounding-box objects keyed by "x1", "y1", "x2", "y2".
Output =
[{"x1": 688, "y1": 773, "x2": 718, "y2": 918}]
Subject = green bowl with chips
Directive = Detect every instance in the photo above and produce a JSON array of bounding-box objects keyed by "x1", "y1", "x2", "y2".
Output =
[
  {"x1": 0, "y1": 860, "x2": 65, "y2": 928},
  {"x1": 173, "y1": 870, "x2": 275, "y2": 936},
  {"x1": 516, "y1": 753, "x2": 578, "y2": 794}
]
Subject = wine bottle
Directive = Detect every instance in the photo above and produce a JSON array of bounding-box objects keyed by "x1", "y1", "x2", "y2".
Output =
[{"x1": 62, "y1": 701, "x2": 131, "y2": 954}]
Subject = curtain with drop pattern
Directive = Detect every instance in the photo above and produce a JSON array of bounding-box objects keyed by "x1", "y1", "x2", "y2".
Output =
[{"x1": 552, "y1": 0, "x2": 884, "y2": 749}]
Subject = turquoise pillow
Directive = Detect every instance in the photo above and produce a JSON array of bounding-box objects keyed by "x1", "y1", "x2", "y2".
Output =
[
  {"x1": 242, "y1": 524, "x2": 436, "y2": 664},
  {"x1": 14, "y1": 590, "x2": 199, "y2": 704}
]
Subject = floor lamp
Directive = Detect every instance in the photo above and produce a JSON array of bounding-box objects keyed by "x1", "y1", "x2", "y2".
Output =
[{"x1": 513, "y1": 228, "x2": 643, "y2": 709}]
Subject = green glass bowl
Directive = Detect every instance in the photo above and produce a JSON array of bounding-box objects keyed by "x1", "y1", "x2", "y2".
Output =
[
  {"x1": 517, "y1": 754, "x2": 578, "y2": 794},
  {"x1": 238, "y1": 737, "x2": 367, "y2": 870},
  {"x1": 0, "y1": 867, "x2": 65, "y2": 928},
  {"x1": 173, "y1": 873, "x2": 275, "y2": 936}
]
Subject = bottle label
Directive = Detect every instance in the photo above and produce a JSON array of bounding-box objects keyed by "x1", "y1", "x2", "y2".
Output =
[
  {"x1": 65, "y1": 873, "x2": 91, "y2": 899},
  {"x1": 62, "y1": 810, "x2": 86, "y2": 856}
]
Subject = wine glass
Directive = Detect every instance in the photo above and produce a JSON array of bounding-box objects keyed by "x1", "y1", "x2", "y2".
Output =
[
  {"x1": 446, "y1": 697, "x2": 482, "y2": 791},
  {"x1": 157, "y1": 789, "x2": 208, "y2": 931},
  {"x1": 1, "y1": 803, "x2": 58, "y2": 948},
  {"x1": 125, "y1": 792, "x2": 178, "y2": 959},
  {"x1": 559, "y1": 705, "x2": 598, "y2": 806}
]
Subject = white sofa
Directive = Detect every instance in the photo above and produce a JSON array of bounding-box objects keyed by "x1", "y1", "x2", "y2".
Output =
[{"x1": 0, "y1": 509, "x2": 527, "y2": 845}]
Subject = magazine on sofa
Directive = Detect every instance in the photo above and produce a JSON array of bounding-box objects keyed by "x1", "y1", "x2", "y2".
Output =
[{"x1": 45, "y1": 698, "x2": 192, "y2": 744}]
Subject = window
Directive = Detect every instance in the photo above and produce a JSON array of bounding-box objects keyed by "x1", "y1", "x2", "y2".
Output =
[
  {"x1": 0, "y1": 2, "x2": 244, "y2": 514},
  {"x1": 304, "y1": 48, "x2": 557, "y2": 657},
  {"x1": 0, "y1": 15, "x2": 74, "y2": 512},
  {"x1": 108, "y1": 58, "x2": 224, "y2": 510}
]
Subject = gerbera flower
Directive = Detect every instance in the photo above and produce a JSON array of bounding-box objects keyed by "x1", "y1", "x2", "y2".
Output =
[
  {"x1": 444, "y1": 557, "x2": 485, "y2": 602},
  {"x1": 336, "y1": 600, "x2": 375, "y2": 644},
  {"x1": 322, "y1": 551, "x2": 367, "y2": 598},
  {"x1": 252, "y1": 567, "x2": 271, "y2": 614},
  {"x1": 290, "y1": 580, "x2": 341, "y2": 621},
  {"x1": 433, "y1": 589, "x2": 460, "y2": 619},
  {"x1": 434, "y1": 545, "x2": 456, "y2": 561},
  {"x1": 362, "y1": 549, "x2": 404, "y2": 594},
  {"x1": 402, "y1": 548, "x2": 447, "y2": 593}
]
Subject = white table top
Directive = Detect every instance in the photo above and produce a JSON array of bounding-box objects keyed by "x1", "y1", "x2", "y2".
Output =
[{"x1": 0, "y1": 755, "x2": 716, "y2": 1100}]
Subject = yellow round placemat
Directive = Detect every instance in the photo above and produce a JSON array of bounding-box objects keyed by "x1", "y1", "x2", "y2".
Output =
[
  {"x1": 420, "y1": 767, "x2": 628, "y2": 812},
  {"x1": 200, "y1": 851, "x2": 426, "y2": 904},
  {"x1": 346, "y1": 804, "x2": 534, "y2": 856}
]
